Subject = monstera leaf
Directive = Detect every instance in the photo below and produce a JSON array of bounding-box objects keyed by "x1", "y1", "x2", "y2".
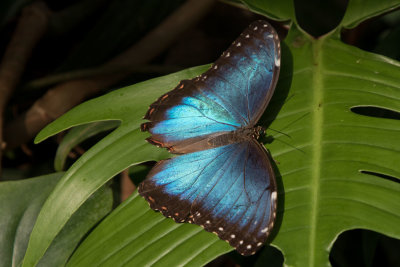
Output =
[{"x1": 23, "y1": 0, "x2": 400, "y2": 266}]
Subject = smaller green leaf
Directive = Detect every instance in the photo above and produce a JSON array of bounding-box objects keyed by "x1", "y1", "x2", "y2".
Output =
[
  {"x1": 0, "y1": 173, "x2": 112, "y2": 267},
  {"x1": 55, "y1": 120, "x2": 120, "y2": 171},
  {"x1": 241, "y1": 0, "x2": 295, "y2": 22},
  {"x1": 340, "y1": 0, "x2": 400, "y2": 28},
  {"x1": 68, "y1": 192, "x2": 232, "y2": 266}
]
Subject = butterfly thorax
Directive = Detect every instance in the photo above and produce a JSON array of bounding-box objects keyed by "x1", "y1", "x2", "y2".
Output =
[{"x1": 207, "y1": 126, "x2": 265, "y2": 147}]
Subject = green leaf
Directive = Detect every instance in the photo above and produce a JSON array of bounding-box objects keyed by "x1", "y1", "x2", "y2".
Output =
[
  {"x1": 340, "y1": 0, "x2": 400, "y2": 28},
  {"x1": 54, "y1": 120, "x2": 120, "y2": 171},
  {"x1": 242, "y1": 0, "x2": 400, "y2": 32},
  {"x1": 266, "y1": 24, "x2": 400, "y2": 266},
  {"x1": 240, "y1": 0, "x2": 296, "y2": 22},
  {"x1": 67, "y1": 192, "x2": 231, "y2": 266},
  {"x1": 0, "y1": 173, "x2": 112, "y2": 267}
]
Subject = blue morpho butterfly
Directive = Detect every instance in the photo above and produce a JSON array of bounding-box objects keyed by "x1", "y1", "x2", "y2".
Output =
[{"x1": 139, "y1": 20, "x2": 280, "y2": 256}]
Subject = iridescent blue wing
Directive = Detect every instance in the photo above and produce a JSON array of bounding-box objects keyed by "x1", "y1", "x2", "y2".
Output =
[
  {"x1": 141, "y1": 20, "x2": 280, "y2": 153},
  {"x1": 139, "y1": 140, "x2": 277, "y2": 256}
]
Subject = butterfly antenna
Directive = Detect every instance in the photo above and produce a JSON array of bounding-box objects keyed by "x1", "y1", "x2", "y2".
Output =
[
  {"x1": 284, "y1": 112, "x2": 310, "y2": 130},
  {"x1": 273, "y1": 137, "x2": 306, "y2": 154},
  {"x1": 267, "y1": 112, "x2": 310, "y2": 154},
  {"x1": 268, "y1": 127, "x2": 291, "y2": 139},
  {"x1": 261, "y1": 94, "x2": 299, "y2": 138},
  {"x1": 284, "y1": 93, "x2": 295, "y2": 104}
]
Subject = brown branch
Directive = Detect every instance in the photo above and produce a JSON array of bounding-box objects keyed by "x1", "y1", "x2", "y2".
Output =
[
  {"x1": 4, "y1": 0, "x2": 215, "y2": 150},
  {"x1": 0, "y1": 1, "x2": 51, "y2": 174},
  {"x1": 24, "y1": 64, "x2": 182, "y2": 90}
]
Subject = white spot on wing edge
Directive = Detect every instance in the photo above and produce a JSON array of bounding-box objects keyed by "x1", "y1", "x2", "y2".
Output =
[
  {"x1": 225, "y1": 52, "x2": 230, "y2": 57},
  {"x1": 245, "y1": 34, "x2": 250, "y2": 38},
  {"x1": 253, "y1": 26, "x2": 258, "y2": 30},
  {"x1": 275, "y1": 57, "x2": 281, "y2": 67},
  {"x1": 239, "y1": 240, "x2": 243, "y2": 245},
  {"x1": 247, "y1": 245, "x2": 252, "y2": 249},
  {"x1": 257, "y1": 242, "x2": 263, "y2": 246},
  {"x1": 271, "y1": 191, "x2": 277, "y2": 202},
  {"x1": 230, "y1": 234, "x2": 235, "y2": 238},
  {"x1": 270, "y1": 221, "x2": 275, "y2": 229},
  {"x1": 261, "y1": 227, "x2": 269, "y2": 233},
  {"x1": 236, "y1": 42, "x2": 241, "y2": 47},
  {"x1": 218, "y1": 227, "x2": 224, "y2": 231}
]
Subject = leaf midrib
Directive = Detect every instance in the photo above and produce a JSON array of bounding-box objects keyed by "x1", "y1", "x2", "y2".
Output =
[{"x1": 309, "y1": 37, "x2": 324, "y2": 266}]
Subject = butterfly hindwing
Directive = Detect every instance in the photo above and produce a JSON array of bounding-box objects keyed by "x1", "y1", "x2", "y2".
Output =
[
  {"x1": 138, "y1": 140, "x2": 277, "y2": 256},
  {"x1": 139, "y1": 146, "x2": 231, "y2": 223},
  {"x1": 141, "y1": 20, "x2": 280, "y2": 153}
]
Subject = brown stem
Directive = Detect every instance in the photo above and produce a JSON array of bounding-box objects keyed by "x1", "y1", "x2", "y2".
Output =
[
  {"x1": 0, "y1": 1, "x2": 51, "y2": 175},
  {"x1": 121, "y1": 169, "x2": 136, "y2": 201},
  {"x1": 108, "y1": 0, "x2": 216, "y2": 68},
  {"x1": 5, "y1": 79, "x2": 105, "y2": 150},
  {"x1": 4, "y1": 0, "x2": 215, "y2": 150}
]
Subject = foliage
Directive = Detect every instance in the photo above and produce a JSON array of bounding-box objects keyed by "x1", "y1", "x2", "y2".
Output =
[{"x1": 0, "y1": 173, "x2": 112, "y2": 267}]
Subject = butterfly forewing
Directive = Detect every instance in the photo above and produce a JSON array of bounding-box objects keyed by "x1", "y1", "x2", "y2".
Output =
[
  {"x1": 206, "y1": 21, "x2": 280, "y2": 125},
  {"x1": 142, "y1": 20, "x2": 280, "y2": 154}
]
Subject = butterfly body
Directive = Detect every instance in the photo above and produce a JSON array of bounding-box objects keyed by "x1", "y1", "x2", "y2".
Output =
[
  {"x1": 139, "y1": 20, "x2": 280, "y2": 255},
  {"x1": 205, "y1": 125, "x2": 264, "y2": 147}
]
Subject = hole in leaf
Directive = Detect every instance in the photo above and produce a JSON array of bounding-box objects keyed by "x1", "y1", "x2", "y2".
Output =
[
  {"x1": 351, "y1": 106, "x2": 400, "y2": 120},
  {"x1": 330, "y1": 229, "x2": 400, "y2": 267},
  {"x1": 128, "y1": 162, "x2": 154, "y2": 186},
  {"x1": 294, "y1": 0, "x2": 349, "y2": 37},
  {"x1": 360, "y1": 170, "x2": 400, "y2": 184}
]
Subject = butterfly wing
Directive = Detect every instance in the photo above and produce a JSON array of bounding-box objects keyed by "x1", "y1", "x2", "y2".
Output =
[
  {"x1": 141, "y1": 20, "x2": 280, "y2": 153},
  {"x1": 139, "y1": 140, "x2": 277, "y2": 255},
  {"x1": 207, "y1": 20, "x2": 280, "y2": 125}
]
